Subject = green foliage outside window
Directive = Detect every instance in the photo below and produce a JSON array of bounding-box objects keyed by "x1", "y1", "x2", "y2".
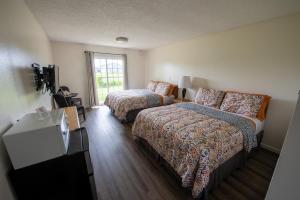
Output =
[{"x1": 95, "y1": 72, "x2": 123, "y2": 102}]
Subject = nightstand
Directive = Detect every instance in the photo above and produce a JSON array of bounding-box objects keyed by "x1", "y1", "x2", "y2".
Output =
[{"x1": 174, "y1": 98, "x2": 192, "y2": 103}]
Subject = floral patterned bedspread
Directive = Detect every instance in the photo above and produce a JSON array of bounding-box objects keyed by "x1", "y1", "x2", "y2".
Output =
[
  {"x1": 132, "y1": 103, "x2": 256, "y2": 198},
  {"x1": 104, "y1": 89, "x2": 162, "y2": 120}
]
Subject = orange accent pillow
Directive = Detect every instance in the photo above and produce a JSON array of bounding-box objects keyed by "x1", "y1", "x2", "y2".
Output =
[
  {"x1": 257, "y1": 95, "x2": 271, "y2": 121},
  {"x1": 167, "y1": 84, "x2": 177, "y2": 96}
]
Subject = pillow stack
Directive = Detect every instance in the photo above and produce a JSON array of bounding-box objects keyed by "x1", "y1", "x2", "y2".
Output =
[
  {"x1": 146, "y1": 81, "x2": 158, "y2": 91},
  {"x1": 194, "y1": 88, "x2": 271, "y2": 120},
  {"x1": 146, "y1": 81, "x2": 177, "y2": 96},
  {"x1": 220, "y1": 92, "x2": 271, "y2": 120},
  {"x1": 155, "y1": 82, "x2": 172, "y2": 96}
]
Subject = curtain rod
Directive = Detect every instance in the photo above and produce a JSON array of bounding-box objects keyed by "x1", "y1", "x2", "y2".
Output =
[{"x1": 84, "y1": 51, "x2": 126, "y2": 56}]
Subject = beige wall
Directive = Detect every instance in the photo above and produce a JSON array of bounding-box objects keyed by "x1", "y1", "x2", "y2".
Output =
[
  {"x1": 51, "y1": 41, "x2": 145, "y2": 107},
  {"x1": 145, "y1": 13, "x2": 300, "y2": 151},
  {"x1": 266, "y1": 92, "x2": 300, "y2": 199},
  {"x1": 0, "y1": 0, "x2": 53, "y2": 199}
]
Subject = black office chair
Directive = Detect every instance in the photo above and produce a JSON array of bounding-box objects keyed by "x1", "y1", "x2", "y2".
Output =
[
  {"x1": 53, "y1": 93, "x2": 86, "y2": 122},
  {"x1": 53, "y1": 93, "x2": 69, "y2": 107},
  {"x1": 59, "y1": 86, "x2": 82, "y2": 106},
  {"x1": 59, "y1": 85, "x2": 70, "y2": 92}
]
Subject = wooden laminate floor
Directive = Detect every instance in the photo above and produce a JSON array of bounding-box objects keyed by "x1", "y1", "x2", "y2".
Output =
[{"x1": 83, "y1": 106, "x2": 278, "y2": 200}]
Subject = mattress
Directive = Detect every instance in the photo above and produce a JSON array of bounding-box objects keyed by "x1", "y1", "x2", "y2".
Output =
[{"x1": 245, "y1": 116, "x2": 265, "y2": 135}]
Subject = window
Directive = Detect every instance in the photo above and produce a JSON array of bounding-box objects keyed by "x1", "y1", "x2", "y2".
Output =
[{"x1": 94, "y1": 53, "x2": 126, "y2": 104}]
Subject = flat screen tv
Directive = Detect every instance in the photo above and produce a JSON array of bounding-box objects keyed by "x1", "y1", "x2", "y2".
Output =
[{"x1": 32, "y1": 63, "x2": 59, "y2": 94}]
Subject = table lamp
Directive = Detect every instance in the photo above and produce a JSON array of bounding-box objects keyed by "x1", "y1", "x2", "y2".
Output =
[{"x1": 178, "y1": 76, "x2": 192, "y2": 100}]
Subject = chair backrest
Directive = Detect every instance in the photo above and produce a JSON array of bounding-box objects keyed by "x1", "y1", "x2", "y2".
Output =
[
  {"x1": 53, "y1": 93, "x2": 69, "y2": 108},
  {"x1": 57, "y1": 89, "x2": 64, "y2": 95},
  {"x1": 59, "y1": 85, "x2": 70, "y2": 92}
]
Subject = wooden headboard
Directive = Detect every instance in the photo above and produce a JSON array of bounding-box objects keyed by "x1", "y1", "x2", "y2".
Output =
[{"x1": 172, "y1": 85, "x2": 179, "y2": 98}]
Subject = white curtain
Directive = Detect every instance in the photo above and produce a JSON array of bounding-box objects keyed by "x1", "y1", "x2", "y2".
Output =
[
  {"x1": 85, "y1": 51, "x2": 98, "y2": 107},
  {"x1": 123, "y1": 54, "x2": 128, "y2": 90}
]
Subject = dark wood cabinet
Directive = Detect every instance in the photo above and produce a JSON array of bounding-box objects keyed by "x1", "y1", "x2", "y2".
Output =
[{"x1": 9, "y1": 127, "x2": 98, "y2": 200}]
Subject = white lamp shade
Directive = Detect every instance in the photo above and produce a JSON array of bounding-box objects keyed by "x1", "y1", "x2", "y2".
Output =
[{"x1": 178, "y1": 76, "x2": 192, "y2": 88}]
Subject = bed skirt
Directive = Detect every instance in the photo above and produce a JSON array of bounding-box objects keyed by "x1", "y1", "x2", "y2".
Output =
[
  {"x1": 125, "y1": 109, "x2": 144, "y2": 122},
  {"x1": 109, "y1": 108, "x2": 146, "y2": 123},
  {"x1": 135, "y1": 131, "x2": 263, "y2": 199},
  {"x1": 110, "y1": 108, "x2": 151, "y2": 123}
]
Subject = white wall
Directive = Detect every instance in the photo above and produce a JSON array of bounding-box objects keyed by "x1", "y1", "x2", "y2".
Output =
[
  {"x1": 266, "y1": 91, "x2": 300, "y2": 199},
  {"x1": 51, "y1": 41, "x2": 145, "y2": 107},
  {"x1": 0, "y1": 0, "x2": 53, "y2": 199},
  {"x1": 144, "y1": 13, "x2": 300, "y2": 151}
]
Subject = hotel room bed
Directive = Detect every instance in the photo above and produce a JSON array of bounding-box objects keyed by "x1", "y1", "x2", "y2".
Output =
[
  {"x1": 132, "y1": 89, "x2": 270, "y2": 199},
  {"x1": 104, "y1": 81, "x2": 178, "y2": 122}
]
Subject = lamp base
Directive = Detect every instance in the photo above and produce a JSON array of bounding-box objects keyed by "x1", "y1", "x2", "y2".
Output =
[{"x1": 182, "y1": 88, "x2": 187, "y2": 100}]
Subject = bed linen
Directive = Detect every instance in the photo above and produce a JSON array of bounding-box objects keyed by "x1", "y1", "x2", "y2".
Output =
[
  {"x1": 190, "y1": 102, "x2": 265, "y2": 135},
  {"x1": 239, "y1": 114, "x2": 265, "y2": 135},
  {"x1": 104, "y1": 89, "x2": 173, "y2": 121},
  {"x1": 132, "y1": 102, "x2": 257, "y2": 198}
]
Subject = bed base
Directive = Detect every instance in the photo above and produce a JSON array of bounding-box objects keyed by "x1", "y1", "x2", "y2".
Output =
[
  {"x1": 109, "y1": 108, "x2": 144, "y2": 123},
  {"x1": 135, "y1": 131, "x2": 264, "y2": 199},
  {"x1": 109, "y1": 107, "x2": 155, "y2": 123},
  {"x1": 124, "y1": 109, "x2": 144, "y2": 123}
]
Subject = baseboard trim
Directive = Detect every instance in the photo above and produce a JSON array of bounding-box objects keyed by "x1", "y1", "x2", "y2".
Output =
[{"x1": 260, "y1": 143, "x2": 281, "y2": 154}]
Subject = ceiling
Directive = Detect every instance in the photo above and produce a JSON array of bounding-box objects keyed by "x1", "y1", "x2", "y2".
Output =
[{"x1": 25, "y1": 0, "x2": 300, "y2": 50}]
